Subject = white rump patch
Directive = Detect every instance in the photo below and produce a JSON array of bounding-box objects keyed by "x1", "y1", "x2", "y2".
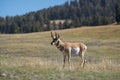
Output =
[{"x1": 71, "y1": 47, "x2": 80, "y2": 56}]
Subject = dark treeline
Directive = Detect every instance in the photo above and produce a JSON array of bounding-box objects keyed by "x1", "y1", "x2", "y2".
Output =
[{"x1": 0, "y1": 0, "x2": 120, "y2": 33}]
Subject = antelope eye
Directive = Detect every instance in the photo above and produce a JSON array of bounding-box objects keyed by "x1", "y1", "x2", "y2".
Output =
[
  {"x1": 53, "y1": 38, "x2": 58, "y2": 42},
  {"x1": 54, "y1": 39, "x2": 57, "y2": 41}
]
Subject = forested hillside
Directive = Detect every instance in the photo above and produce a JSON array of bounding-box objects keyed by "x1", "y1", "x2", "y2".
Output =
[{"x1": 0, "y1": 0, "x2": 120, "y2": 33}]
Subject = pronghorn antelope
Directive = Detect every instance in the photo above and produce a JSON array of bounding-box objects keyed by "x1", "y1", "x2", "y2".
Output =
[{"x1": 51, "y1": 32, "x2": 87, "y2": 69}]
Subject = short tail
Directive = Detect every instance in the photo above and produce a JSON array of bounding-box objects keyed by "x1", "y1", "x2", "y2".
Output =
[{"x1": 84, "y1": 45, "x2": 87, "y2": 50}]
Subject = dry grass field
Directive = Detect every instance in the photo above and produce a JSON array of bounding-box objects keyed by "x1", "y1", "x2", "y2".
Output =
[{"x1": 0, "y1": 25, "x2": 120, "y2": 80}]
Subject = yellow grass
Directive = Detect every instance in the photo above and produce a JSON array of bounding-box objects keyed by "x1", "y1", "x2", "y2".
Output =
[{"x1": 0, "y1": 24, "x2": 120, "y2": 80}]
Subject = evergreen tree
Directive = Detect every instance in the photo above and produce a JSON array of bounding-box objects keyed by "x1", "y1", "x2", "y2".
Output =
[
  {"x1": 0, "y1": 0, "x2": 119, "y2": 33},
  {"x1": 58, "y1": 22, "x2": 63, "y2": 29},
  {"x1": 115, "y1": 2, "x2": 120, "y2": 24}
]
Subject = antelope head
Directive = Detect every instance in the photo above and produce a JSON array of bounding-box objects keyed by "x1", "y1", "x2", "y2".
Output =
[{"x1": 51, "y1": 32, "x2": 60, "y2": 45}]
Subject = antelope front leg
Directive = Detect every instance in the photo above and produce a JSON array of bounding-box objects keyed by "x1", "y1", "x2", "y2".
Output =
[
  {"x1": 68, "y1": 53, "x2": 71, "y2": 70},
  {"x1": 63, "y1": 55, "x2": 66, "y2": 69}
]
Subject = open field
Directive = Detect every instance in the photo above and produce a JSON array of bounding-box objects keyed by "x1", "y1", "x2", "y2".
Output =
[{"x1": 0, "y1": 25, "x2": 120, "y2": 80}]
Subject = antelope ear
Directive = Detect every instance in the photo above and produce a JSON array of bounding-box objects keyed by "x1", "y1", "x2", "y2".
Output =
[
  {"x1": 51, "y1": 32, "x2": 54, "y2": 39},
  {"x1": 55, "y1": 32, "x2": 60, "y2": 38},
  {"x1": 57, "y1": 33, "x2": 60, "y2": 38}
]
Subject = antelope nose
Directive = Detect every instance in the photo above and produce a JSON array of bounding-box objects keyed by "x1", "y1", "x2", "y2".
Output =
[{"x1": 51, "y1": 42, "x2": 53, "y2": 45}]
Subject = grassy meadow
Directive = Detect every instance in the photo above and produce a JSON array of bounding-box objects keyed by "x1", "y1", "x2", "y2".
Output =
[{"x1": 0, "y1": 25, "x2": 120, "y2": 80}]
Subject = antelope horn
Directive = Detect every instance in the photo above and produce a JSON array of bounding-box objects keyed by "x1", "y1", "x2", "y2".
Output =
[
  {"x1": 51, "y1": 32, "x2": 54, "y2": 39},
  {"x1": 55, "y1": 32, "x2": 60, "y2": 38},
  {"x1": 55, "y1": 32, "x2": 57, "y2": 37},
  {"x1": 57, "y1": 33, "x2": 60, "y2": 38}
]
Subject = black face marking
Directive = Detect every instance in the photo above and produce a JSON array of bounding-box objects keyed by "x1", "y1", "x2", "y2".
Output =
[{"x1": 51, "y1": 36, "x2": 59, "y2": 45}]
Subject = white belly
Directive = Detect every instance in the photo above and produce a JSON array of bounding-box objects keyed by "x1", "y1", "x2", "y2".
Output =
[{"x1": 71, "y1": 48, "x2": 80, "y2": 56}]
